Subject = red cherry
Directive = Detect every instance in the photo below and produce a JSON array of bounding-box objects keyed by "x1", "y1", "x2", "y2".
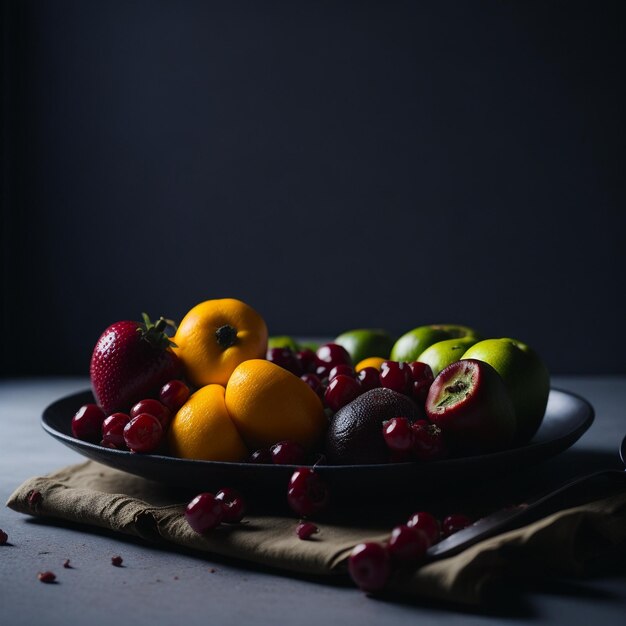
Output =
[
  {"x1": 101, "y1": 412, "x2": 131, "y2": 448},
  {"x1": 348, "y1": 542, "x2": 391, "y2": 593},
  {"x1": 123, "y1": 413, "x2": 163, "y2": 453},
  {"x1": 379, "y1": 361, "x2": 412, "y2": 394},
  {"x1": 387, "y1": 524, "x2": 429, "y2": 563},
  {"x1": 295, "y1": 348, "x2": 318, "y2": 373},
  {"x1": 408, "y1": 361, "x2": 434, "y2": 403},
  {"x1": 72, "y1": 403, "x2": 106, "y2": 443},
  {"x1": 159, "y1": 379, "x2": 190, "y2": 412},
  {"x1": 316, "y1": 342, "x2": 352, "y2": 366},
  {"x1": 287, "y1": 468, "x2": 329, "y2": 517},
  {"x1": 267, "y1": 347, "x2": 302, "y2": 375},
  {"x1": 441, "y1": 513, "x2": 472, "y2": 538},
  {"x1": 357, "y1": 367, "x2": 380, "y2": 392},
  {"x1": 185, "y1": 492, "x2": 224, "y2": 533},
  {"x1": 215, "y1": 488, "x2": 246, "y2": 523},
  {"x1": 300, "y1": 373, "x2": 324, "y2": 397},
  {"x1": 382, "y1": 417, "x2": 415, "y2": 452},
  {"x1": 270, "y1": 440, "x2": 307, "y2": 465},
  {"x1": 328, "y1": 364, "x2": 355, "y2": 381},
  {"x1": 412, "y1": 421, "x2": 447, "y2": 461},
  {"x1": 406, "y1": 511, "x2": 440, "y2": 546},
  {"x1": 296, "y1": 521, "x2": 319, "y2": 540},
  {"x1": 130, "y1": 399, "x2": 171, "y2": 429},
  {"x1": 324, "y1": 375, "x2": 361, "y2": 412}
]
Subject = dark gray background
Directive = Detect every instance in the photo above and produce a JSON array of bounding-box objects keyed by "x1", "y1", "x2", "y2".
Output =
[{"x1": 2, "y1": 0, "x2": 625, "y2": 376}]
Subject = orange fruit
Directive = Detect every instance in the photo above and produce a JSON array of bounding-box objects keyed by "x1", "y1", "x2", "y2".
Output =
[
  {"x1": 225, "y1": 359, "x2": 326, "y2": 450},
  {"x1": 354, "y1": 356, "x2": 386, "y2": 372},
  {"x1": 167, "y1": 384, "x2": 248, "y2": 461},
  {"x1": 173, "y1": 298, "x2": 268, "y2": 387}
]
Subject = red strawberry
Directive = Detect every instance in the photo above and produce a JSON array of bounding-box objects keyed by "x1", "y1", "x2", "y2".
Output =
[{"x1": 90, "y1": 313, "x2": 182, "y2": 414}]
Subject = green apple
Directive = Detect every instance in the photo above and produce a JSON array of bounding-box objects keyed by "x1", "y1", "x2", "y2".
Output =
[
  {"x1": 460, "y1": 338, "x2": 550, "y2": 444},
  {"x1": 267, "y1": 335, "x2": 300, "y2": 351},
  {"x1": 334, "y1": 329, "x2": 395, "y2": 365},
  {"x1": 390, "y1": 324, "x2": 479, "y2": 363},
  {"x1": 416, "y1": 336, "x2": 479, "y2": 376}
]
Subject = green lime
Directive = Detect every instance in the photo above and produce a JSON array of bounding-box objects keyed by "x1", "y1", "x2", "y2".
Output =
[
  {"x1": 267, "y1": 335, "x2": 300, "y2": 351},
  {"x1": 416, "y1": 336, "x2": 479, "y2": 376},
  {"x1": 390, "y1": 324, "x2": 479, "y2": 363},
  {"x1": 334, "y1": 329, "x2": 395, "y2": 365}
]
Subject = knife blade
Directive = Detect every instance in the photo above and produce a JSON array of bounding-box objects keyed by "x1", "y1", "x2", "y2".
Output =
[{"x1": 425, "y1": 469, "x2": 626, "y2": 561}]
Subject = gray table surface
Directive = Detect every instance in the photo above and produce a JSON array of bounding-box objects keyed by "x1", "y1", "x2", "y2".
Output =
[{"x1": 1, "y1": 376, "x2": 625, "y2": 626}]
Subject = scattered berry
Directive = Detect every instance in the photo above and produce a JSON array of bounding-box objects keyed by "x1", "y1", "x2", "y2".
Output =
[
  {"x1": 411, "y1": 420, "x2": 447, "y2": 462},
  {"x1": 71, "y1": 403, "x2": 106, "y2": 443},
  {"x1": 300, "y1": 373, "x2": 324, "y2": 397},
  {"x1": 0, "y1": 528, "x2": 7, "y2": 545},
  {"x1": 111, "y1": 555, "x2": 123, "y2": 567},
  {"x1": 379, "y1": 361, "x2": 412, "y2": 394},
  {"x1": 28, "y1": 490, "x2": 42, "y2": 508},
  {"x1": 327, "y1": 364, "x2": 355, "y2": 381},
  {"x1": 215, "y1": 488, "x2": 246, "y2": 523},
  {"x1": 296, "y1": 521, "x2": 319, "y2": 540},
  {"x1": 266, "y1": 347, "x2": 301, "y2": 375},
  {"x1": 406, "y1": 511, "x2": 440, "y2": 546},
  {"x1": 324, "y1": 375, "x2": 361, "y2": 412},
  {"x1": 382, "y1": 417, "x2": 415, "y2": 452},
  {"x1": 63, "y1": 559, "x2": 72, "y2": 568},
  {"x1": 287, "y1": 468, "x2": 329, "y2": 518},
  {"x1": 408, "y1": 361, "x2": 434, "y2": 403},
  {"x1": 441, "y1": 514, "x2": 472, "y2": 538},
  {"x1": 130, "y1": 399, "x2": 171, "y2": 429},
  {"x1": 101, "y1": 412, "x2": 131, "y2": 448},
  {"x1": 37, "y1": 571, "x2": 56, "y2": 583},
  {"x1": 356, "y1": 367, "x2": 380, "y2": 392},
  {"x1": 387, "y1": 524, "x2": 429, "y2": 563},
  {"x1": 123, "y1": 413, "x2": 163, "y2": 453},
  {"x1": 348, "y1": 542, "x2": 391, "y2": 593},
  {"x1": 271, "y1": 440, "x2": 307, "y2": 465},
  {"x1": 185, "y1": 493, "x2": 224, "y2": 534},
  {"x1": 159, "y1": 379, "x2": 190, "y2": 412}
]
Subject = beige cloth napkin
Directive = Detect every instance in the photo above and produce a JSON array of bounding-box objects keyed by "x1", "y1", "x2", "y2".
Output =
[{"x1": 7, "y1": 461, "x2": 626, "y2": 606}]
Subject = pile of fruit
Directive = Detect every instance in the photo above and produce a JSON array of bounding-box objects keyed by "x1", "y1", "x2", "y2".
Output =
[
  {"x1": 69, "y1": 296, "x2": 551, "y2": 594},
  {"x1": 73, "y1": 297, "x2": 550, "y2": 465}
]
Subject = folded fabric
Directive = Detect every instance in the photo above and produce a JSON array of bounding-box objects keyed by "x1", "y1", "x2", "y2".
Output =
[{"x1": 7, "y1": 461, "x2": 626, "y2": 606}]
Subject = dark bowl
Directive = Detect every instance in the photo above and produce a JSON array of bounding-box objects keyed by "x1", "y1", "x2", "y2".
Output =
[{"x1": 42, "y1": 388, "x2": 594, "y2": 503}]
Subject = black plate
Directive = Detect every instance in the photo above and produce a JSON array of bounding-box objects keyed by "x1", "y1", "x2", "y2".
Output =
[{"x1": 42, "y1": 389, "x2": 594, "y2": 501}]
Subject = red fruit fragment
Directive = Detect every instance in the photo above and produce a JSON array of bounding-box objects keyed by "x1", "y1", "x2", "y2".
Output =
[
  {"x1": 123, "y1": 413, "x2": 163, "y2": 453},
  {"x1": 287, "y1": 468, "x2": 329, "y2": 518},
  {"x1": 324, "y1": 375, "x2": 361, "y2": 412},
  {"x1": 387, "y1": 524, "x2": 429, "y2": 563},
  {"x1": 382, "y1": 417, "x2": 415, "y2": 452},
  {"x1": 441, "y1": 514, "x2": 472, "y2": 538},
  {"x1": 348, "y1": 542, "x2": 391, "y2": 593},
  {"x1": 356, "y1": 367, "x2": 380, "y2": 392},
  {"x1": 28, "y1": 490, "x2": 43, "y2": 508},
  {"x1": 270, "y1": 440, "x2": 307, "y2": 465},
  {"x1": 38, "y1": 571, "x2": 56, "y2": 583},
  {"x1": 72, "y1": 403, "x2": 106, "y2": 443},
  {"x1": 111, "y1": 555, "x2": 123, "y2": 567},
  {"x1": 159, "y1": 379, "x2": 190, "y2": 412},
  {"x1": 296, "y1": 521, "x2": 319, "y2": 540},
  {"x1": 406, "y1": 511, "x2": 440, "y2": 546},
  {"x1": 379, "y1": 361, "x2": 412, "y2": 394},
  {"x1": 185, "y1": 493, "x2": 224, "y2": 534},
  {"x1": 215, "y1": 488, "x2": 246, "y2": 523},
  {"x1": 101, "y1": 412, "x2": 131, "y2": 448},
  {"x1": 408, "y1": 361, "x2": 434, "y2": 403},
  {"x1": 0, "y1": 528, "x2": 8, "y2": 545},
  {"x1": 63, "y1": 559, "x2": 72, "y2": 568},
  {"x1": 411, "y1": 420, "x2": 447, "y2": 462}
]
